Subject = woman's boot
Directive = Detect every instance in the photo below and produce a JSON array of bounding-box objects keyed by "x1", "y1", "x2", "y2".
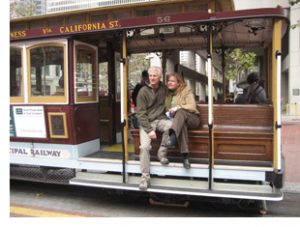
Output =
[{"x1": 182, "y1": 153, "x2": 191, "y2": 169}]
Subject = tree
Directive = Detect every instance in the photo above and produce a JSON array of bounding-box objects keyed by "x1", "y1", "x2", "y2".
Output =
[
  {"x1": 10, "y1": 0, "x2": 36, "y2": 19},
  {"x1": 128, "y1": 53, "x2": 150, "y2": 86},
  {"x1": 225, "y1": 48, "x2": 256, "y2": 82},
  {"x1": 289, "y1": 0, "x2": 300, "y2": 5}
]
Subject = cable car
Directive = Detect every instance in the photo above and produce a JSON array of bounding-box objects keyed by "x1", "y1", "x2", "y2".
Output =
[{"x1": 10, "y1": 0, "x2": 289, "y2": 213}]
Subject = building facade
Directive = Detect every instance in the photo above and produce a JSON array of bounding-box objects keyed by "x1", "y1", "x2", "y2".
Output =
[{"x1": 46, "y1": 0, "x2": 157, "y2": 14}]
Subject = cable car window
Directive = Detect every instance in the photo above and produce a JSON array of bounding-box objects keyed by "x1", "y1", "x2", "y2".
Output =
[
  {"x1": 30, "y1": 46, "x2": 64, "y2": 96},
  {"x1": 75, "y1": 44, "x2": 97, "y2": 103},
  {"x1": 10, "y1": 47, "x2": 23, "y2": 103},
  {"x1": 135, "y1": 8, "x2": 155, "y2": 17},
  {"x1": 27, "y1": 43, "x2": 67, "y2": 104},
  {"x1": 159, "y1": 5, "x2": 181, "y2": 14},
  {"x1": 90, "y1": 14, "x2": 108, "y2": 23},
  {"x1": 186, "y1": 3, "x2": 208, "y2": 12}
]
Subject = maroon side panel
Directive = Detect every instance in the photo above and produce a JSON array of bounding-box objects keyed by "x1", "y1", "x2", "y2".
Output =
[
  {"x1": 45, "y1": 105, "x2": 76, "y2": 144},
  {"x1": 10, "y1": 105, "x2": 75, "y2": 144},
  {"x1": 10, "y1": 104, "x2": 99, "y2": 145},
  {"x1": 73, "y1": 104, "x2": 99, "y2": 144}
]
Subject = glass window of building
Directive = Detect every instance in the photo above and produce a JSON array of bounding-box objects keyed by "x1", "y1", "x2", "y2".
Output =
[
  {"x1": 10, "y1": 47, "x2": 23, "y2": 103},
  {"x1": 99, "y1": 62, "x2": 108, "y2": 97},
  {"x1": 115, "y1": 52, "x2": 121, "y2": 101},
  {"x1": 195, "y1": 54, "x2": 201, "y2": 73},
  {"x1": 75, "y1": 44, "x2": 97, "y2": 103},
  {"x1": 28, "y1": 44, "x2": 67, "y2": 103}
]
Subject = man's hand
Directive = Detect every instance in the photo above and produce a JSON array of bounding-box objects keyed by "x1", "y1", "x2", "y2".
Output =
[{"x1": 148, "y1": 130, "x2": 157, "y2": 140}]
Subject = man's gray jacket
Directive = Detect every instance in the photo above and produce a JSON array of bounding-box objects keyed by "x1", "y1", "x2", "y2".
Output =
[{"x1": 136, "y1": 82, "x2": 168, "y2": 133}]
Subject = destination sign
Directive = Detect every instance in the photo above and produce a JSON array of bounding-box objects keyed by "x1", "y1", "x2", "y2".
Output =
[
  {"x1": 10, "y1": 8, "x2": 286, "y2": 41},
  {"x1": 10, "y1": 11, "x2": 211, "y2": 40}
]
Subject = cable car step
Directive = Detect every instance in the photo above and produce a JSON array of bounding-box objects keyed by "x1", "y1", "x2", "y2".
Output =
[{"x1": 69, "y1": 172, "x2": 283, "y2": 201}]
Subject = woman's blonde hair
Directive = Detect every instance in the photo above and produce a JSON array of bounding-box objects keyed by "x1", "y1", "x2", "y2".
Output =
[{"x1": 167, "y1": 73, "x2": 186, "y2": 94}]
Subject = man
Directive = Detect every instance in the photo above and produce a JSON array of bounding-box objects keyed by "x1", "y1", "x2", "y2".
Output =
[
  {"x1": 135, "y1": 66, "x2": 172, "y2": 191},
  {"x1": 245, "y1": 72, "x2": 268, "y2": 104},
  {"x1": 131, "y1": 70, "x2": 148, "y2": 107}
]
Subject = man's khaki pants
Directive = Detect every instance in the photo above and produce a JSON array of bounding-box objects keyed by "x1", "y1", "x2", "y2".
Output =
[{"x1": 139, "y1": 119, "x2": 172, "y2": 176}]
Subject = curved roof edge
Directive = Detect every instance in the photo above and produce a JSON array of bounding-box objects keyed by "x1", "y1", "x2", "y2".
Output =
[{"x1": 10, "y1": 7, "x2": 289, "y2": 42}]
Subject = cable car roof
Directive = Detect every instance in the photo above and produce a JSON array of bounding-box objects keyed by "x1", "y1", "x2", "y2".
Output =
[
  {"x1": 10, "y1": 6, "x2": 289, "y2": 54},
  {"x1": 125, "y1": 7, "x2": 289, "y2": 53}
]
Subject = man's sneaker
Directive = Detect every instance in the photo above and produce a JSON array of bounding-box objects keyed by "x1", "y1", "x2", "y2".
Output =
[
  {"x1": 157, "y1": 149, "x2": 169, "y2": 165},
  {"x1": 139, "y1": 176, "x2": 150, "y2": 191},
  {"x1": 159, "y1": 157, "x2": 169, "y2": 165}
]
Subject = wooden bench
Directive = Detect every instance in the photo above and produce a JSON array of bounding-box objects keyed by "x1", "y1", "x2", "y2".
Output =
[{"x1": 130, "y1": 104, "x2": 274, "y2": 166}]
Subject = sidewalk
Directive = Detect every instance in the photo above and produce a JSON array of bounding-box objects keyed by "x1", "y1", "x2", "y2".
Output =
[{"x1": 282, "y1": 114, "x2": 300, "y2": 192}]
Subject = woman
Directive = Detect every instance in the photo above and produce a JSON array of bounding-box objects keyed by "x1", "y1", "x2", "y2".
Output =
[{"x1": 164, "y1": 73, "x2": 200, "y2": 169}]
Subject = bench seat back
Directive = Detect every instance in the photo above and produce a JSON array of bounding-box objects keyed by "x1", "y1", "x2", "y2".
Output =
[{"x1": 131, "y1": 104, "x2": 274, "y2": 165}]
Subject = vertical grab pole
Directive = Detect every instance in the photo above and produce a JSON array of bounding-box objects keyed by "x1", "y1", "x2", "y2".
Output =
[
  {"x1": 120, "y1": 36, "x2": 124, "y2": 127},
  {"x1": 207, "y1": 25, "x2": 214, "y2": 190},
  {"x1": 276, "y1": 51, "x2": 282, "y2": 170},
  {"x1": 272, "y1": 19, "x2": 282, "y2": 171},
  {"x1": 23, "y1": 45, "x2": 29, "y2": 103},
  {"x1": 120, "y1": 31, "x2": 128, "y2": 183},
  {"x1": 207, "y1": 54, "x2": 213, "y2": 190}
]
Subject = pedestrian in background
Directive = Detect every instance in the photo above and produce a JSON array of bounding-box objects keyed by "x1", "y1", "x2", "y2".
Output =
[
  {"x1": 131, "y1": 70, "x2": 148, "y2": 107},
  {"x1": 245, "y1": 72, "x2": 268, "y2": 104}
]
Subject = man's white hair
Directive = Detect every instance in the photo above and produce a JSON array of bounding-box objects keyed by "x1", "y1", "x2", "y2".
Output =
[{"x1": 148, "y1": 66, "x2": 162, "y2": 77}]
